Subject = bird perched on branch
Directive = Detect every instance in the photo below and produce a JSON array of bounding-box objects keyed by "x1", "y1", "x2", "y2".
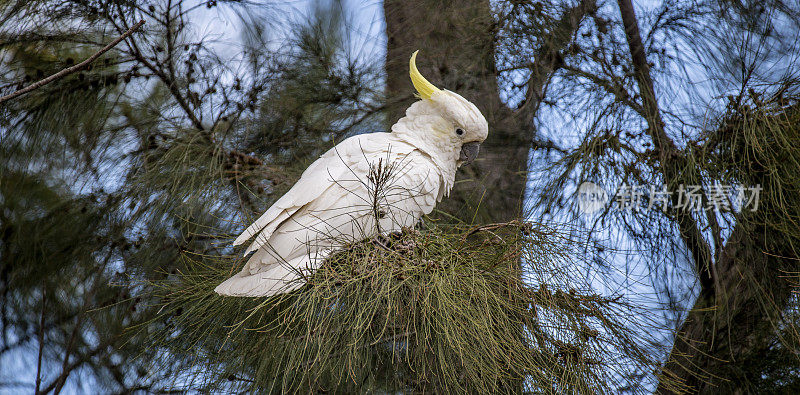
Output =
[{"x1": 215, "y1": 51, "x2": 488, "y2": 297}]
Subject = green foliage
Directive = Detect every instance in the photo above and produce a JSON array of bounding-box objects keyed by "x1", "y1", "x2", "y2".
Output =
[
  {"x1": 143, "y1": 222, "x2": 664, "y2": 393},
  {"x1": 0, "y1": 0, "x2": 383, "y2": 391},
  {"x1": 704, "y1": 99, "x2": 800, "y2": 256}
]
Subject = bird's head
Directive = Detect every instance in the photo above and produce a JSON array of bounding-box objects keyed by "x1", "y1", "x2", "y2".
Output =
[{"x1": 392, "y1": 51, "x2": 488, "y2": 167}]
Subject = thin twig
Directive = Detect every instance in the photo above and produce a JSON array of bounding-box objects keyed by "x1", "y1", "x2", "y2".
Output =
[
  {"x1": 51, "y1": 248, "x2": 111, "y2": 395},
  {"x1": 462, "y1": 220, "x2": 521, "y2": 241},
  {"x1": 0, "y1": 20, "x2": 145, "y2": 105},
  {"x1": 113, "y1": 12, "x2": 204, "y2": 130},
  {"x1": 36, "y1": 336, "x2": 117, "y2": 395},
  {"x1": 34, "y1": 283, "x2": 46, "y2": 394}
]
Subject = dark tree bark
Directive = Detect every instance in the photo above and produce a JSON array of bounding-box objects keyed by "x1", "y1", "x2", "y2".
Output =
[
  {"x1": 656, "y1": 111, "x2": 800, "y2": 393},
  {"x1": 659, "y1": 223, "x2": 796, "y2": 393},
  {"x1": 384, "y1": 0, "x2": 594, "y2": 223}
]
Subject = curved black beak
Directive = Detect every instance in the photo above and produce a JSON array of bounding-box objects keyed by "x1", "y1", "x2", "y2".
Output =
[{"x1": 459, "y1": 142, "x2": 481, "y2": 165}]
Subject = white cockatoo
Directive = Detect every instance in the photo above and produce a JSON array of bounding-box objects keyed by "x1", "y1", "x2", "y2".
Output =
[{"x1": 215, "y1": 51, "x2": 488, "y2": 297}]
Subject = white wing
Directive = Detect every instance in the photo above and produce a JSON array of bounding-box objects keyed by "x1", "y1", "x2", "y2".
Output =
[{"x1": 216, "y1": 132, "x2": 444, "y2": 297}]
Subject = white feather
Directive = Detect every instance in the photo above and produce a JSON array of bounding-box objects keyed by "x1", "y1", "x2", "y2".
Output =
[{"x1": 216, "y1": 133, "x2": 448, "y2": 297}]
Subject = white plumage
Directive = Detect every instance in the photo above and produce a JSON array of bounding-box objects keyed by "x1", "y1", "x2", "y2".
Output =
[{"x1": 215, "y1": 51, "x2": 488, "y2": 297}]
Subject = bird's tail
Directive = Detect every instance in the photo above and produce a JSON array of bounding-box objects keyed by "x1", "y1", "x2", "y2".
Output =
[{"x1": 214, "y1": 252, "x2": 327, "y2": 297}]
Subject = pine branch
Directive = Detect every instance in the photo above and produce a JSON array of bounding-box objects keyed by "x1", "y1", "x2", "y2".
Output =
[{"x1": 0, "y1": 20, "x2": 145, "y2": 105}]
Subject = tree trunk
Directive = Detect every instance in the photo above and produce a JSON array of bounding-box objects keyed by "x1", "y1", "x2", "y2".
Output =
[{"x1": 658, "y1": 222, "x2": 797, "y2": 393}]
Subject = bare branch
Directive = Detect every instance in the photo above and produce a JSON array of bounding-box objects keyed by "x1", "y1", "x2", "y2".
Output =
[
  {"x1": 34, "y1": 284, "x2": 46, "y2": 394},
  {"x1": 36, "y1": 336, "x2": 117, "y2": 395},
  {"x1": 516, "y1": 0, "x2": 596, "y2": 123},
  {"x1": 616, "y1": 0, "x2": 713, "y2": 291},
  {"x1": 0, "y1": 20, "x2": 145, "y2": 105},
  {"x1": 562, "y1": 64, "x2": 644, "y2": 116}
]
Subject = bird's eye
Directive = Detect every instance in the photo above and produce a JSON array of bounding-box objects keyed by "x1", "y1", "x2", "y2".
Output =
[{"x1": 456, "y1": 128, "x2": 464, "y2": 136}]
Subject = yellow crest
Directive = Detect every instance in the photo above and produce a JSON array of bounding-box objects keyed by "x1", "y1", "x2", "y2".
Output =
[{"x1": 409, "y1": 50, "x2": 441, "y2": 100}]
